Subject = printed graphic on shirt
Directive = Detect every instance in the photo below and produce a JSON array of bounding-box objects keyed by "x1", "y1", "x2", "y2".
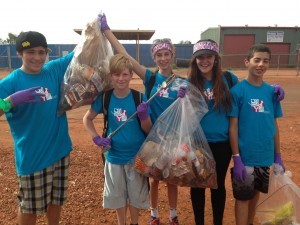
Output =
[
  {"x1": 249, "y1": 99, "x2": 264, "y2": 112},
  {"x1": 158, "y1": 87, "x2": 169, "y2": 98},
  {"x1": 155, "y1": 79, "x2": 186, "y2": 99},
  {"x1": 113, "y1": 108, "x2": 127, "y2": 122},
  {"x1": 36, "y1": 87, "x2": 55, "y2": 101},
  {"x1": 204, "y1": 88, "x2": 214, "y2": 100}
]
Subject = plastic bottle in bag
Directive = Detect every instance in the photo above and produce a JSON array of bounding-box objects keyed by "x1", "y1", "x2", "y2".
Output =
[
  {"x1": 188, "y1": 151, "x2": 201, "y2": 173},
  {"x1": 155, "y1": 151, "x2": 170, "y2": 170},
  {"x1": 180, "y1": 144, "x2": 201, "y2": 173}
]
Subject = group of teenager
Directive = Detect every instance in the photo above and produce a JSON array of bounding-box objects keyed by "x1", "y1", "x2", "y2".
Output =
[{"x1": 0, "y1": 12, "x2": 286, "y2": 225}]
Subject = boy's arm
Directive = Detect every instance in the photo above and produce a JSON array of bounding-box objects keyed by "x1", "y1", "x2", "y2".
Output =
[
  {"x1": 274, "y1": 119, "x2": 280, "y2": 154},
  {"x1": 83, "y1": 108, "x2": 100, "y2": 138},
  {"x1": 274, "y1": 118, "x2": 285, "y2": 172},
  {"x1": 99, "y1": 14, "x2": 147, "y2": 80},
  {"x1": 83, "y1": 108, "x2": 111, "y2": 147},
  {"x1": 0, "y1": 87, "x2": 46, "y2": 115},
  {"x1": 140, "y1": 118, "x2": 152, "y2": 134},
  {"x1": 137, "y1": 101, "x2": 152, "y2": 133},
  {"x1": 229, "y1": 116, "x2": 247, "y2": 182}
]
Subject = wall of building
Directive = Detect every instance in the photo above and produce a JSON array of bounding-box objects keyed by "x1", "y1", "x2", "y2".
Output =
[
  {"x1": 218, "y1": 27, "x2": 300, "y2": 68},
  {"x1": 201, "y1": 27, "x2": 220, "y2": 44}
]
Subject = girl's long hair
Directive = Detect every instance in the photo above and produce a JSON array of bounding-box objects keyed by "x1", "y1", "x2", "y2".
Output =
[{"x1": 188, "y1": 55, "x2": 232, "y2": 113}]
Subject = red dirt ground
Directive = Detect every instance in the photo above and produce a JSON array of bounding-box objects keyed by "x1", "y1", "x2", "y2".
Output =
[{"x1": 0, "y1": 68, "x2": 299, "y2": 225}]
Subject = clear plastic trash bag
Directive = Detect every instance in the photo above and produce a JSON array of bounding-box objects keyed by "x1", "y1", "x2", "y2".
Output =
[
  {"x1": 256, "y1": 166, "x2": 300, "y2": 225},
  {"x1": 58, "y1": 18, "x2": 113, "y2": 114},
  {"x1": 135, "y1": 81, "x2": 217, "y2": 188}
]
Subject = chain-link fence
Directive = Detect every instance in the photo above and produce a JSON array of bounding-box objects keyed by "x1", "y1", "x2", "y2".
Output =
[
  {"x1": 0, "y1": 44, "x2": 75, "y2": 70},
  {"x1": 1, "y1": 44, "x2": 300, "y2": 76},
  {"x1": 176, "y1": 53, "x2": 300, "y2": 76}
]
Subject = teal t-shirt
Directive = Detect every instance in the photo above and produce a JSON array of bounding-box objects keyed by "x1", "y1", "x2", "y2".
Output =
[
  {"x1": 229, "y1": 79, "x2": 283, "y2": 166},
  {"x1": 92, "y1": 90, "x2": 149, "y2": 164},
  {"x1": 0, "y1": 52, "x2": 74, "y2": 175},
  {"x1": 200, "y1": 71, "x2": 239, "y2": 142},
  {"x1": 144, "y1": 69, "x2": 186, "y2": 123}
]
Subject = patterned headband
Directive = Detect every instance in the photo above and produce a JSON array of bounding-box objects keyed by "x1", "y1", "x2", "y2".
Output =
[
  {"x1": 193, "y1": 41, "x2": 219, "y2": 55},
  {"x1": 152, "y1": 43, "x2": 173, "y2": 57}
]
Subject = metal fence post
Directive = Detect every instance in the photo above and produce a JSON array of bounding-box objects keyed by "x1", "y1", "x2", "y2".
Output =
[
  {"x1": 7, "y1": 46, "x2": 11, "y2": 70},
  {"x1": 276, "y1": 55, "x2": 280, "y2": 76},
  {"x1": 297, "y1": 51, "x2": 300, "y2": 76}
]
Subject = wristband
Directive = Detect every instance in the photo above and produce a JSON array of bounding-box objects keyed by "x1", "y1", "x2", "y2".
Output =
[
  {"x1": 0, "y1": 98, "x2": 12, "y2": 112},
  {"x1": 232, "y1": 153, "x2": 240, "y2": 157}
]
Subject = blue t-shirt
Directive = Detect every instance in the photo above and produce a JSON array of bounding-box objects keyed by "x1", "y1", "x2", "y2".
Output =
[
  {"x1": 0, "y1": 52, "x2": 74, "y2": 175},
  {"x1": 200, "y1": 71, "x2": 239, "y2": 142},
  {"x1": 229, "y1": 79, "x2": 283, "y2": 166},
  {"x1": 92, "y1": 90, "x2": 149, "y2": 164},
  {"x1": 144, "y1": 69, "x2": 185, "y2": 123}
]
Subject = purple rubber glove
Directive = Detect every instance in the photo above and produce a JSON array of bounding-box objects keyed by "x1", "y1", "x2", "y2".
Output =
[
  {"x1": 177, "y1": 86, "x2": 187, "y2": 98},
  {"x1": 93, "y1": 136, "x2": 111, "y2": 147},
  {"x1": 137, "y1": 101, "x2": 149, "y2": 120},
  {"x1": 233, "y1": 156, "x2": 247, "y2": 182},
  {"x1": 274, "y1": 152, "x2": 285, "y2": 172},
  {"x1": 10, "y1": 86, "x2": 45, "y2": 106},
  {"x1": 97, "y1": 13, "x2": 110, "y2": 31},
  {"x1": 274, "y1": 84, "x2": 285, "y2": 101}
]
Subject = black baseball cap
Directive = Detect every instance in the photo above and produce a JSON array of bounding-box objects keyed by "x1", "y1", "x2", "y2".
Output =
[{"x1": 16, "y1": 31, "x2": 51, "y2": 52}]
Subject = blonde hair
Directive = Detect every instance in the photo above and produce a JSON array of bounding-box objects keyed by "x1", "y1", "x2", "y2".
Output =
[{"x1": 109, "y1": 53, "x2": 133, "y2": 75}]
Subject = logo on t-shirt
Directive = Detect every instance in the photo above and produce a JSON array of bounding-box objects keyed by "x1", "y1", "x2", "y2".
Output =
[
  {"x1": 113, "y1": 108, "x2": 127, "y2": 122},
  {"x1": 157, "y1": 85, "x2": 169, "y2": 98},
  {"x1": 204, "y1": 88, "x2": 214, "y2": 100},
  {"x1": 36, "y1": 87, "x2": 54, "y2": 101},
  {"x1": 249, "y1": 99, "x2": 264, "y2": 112}
]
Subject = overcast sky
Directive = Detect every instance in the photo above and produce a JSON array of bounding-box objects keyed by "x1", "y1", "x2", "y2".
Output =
[{"x1": 1, "y1": 0, "x2": 299, "y2": 44}]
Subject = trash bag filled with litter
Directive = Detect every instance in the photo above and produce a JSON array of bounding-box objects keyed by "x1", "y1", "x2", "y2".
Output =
[
  {"x1": 135, "y1": 81, "x2": 217, "y2": 188},
  {"x1": 58, "y1": 17, "x2": 113, "y2": 114},
  {"x1": 256, "y1": 169, "x2": 300, "y2": 225}
]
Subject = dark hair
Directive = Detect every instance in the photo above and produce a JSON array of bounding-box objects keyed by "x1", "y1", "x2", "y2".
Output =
[
  {"x1": 247, "y1": 44, "x2": 271, "y2": 60},
  {"x1": 188, "y1": 54, "x2": 232, "y2": 113}
]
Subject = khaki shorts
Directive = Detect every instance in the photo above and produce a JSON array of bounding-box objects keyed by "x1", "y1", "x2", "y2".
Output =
[
  {"x1": 231, "y1": 166, "x2": 270, "y2": 201},
  {"x1": 103, "y1": 161, "x2": 150, "y2": 209},
  {"x1": 17, "y1": 155, "x2": 70, "y2": 214}
]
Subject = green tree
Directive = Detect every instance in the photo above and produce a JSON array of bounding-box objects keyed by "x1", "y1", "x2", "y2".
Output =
[{"x1": 6, "y1": 33, "x2": 18, "y2": 44}]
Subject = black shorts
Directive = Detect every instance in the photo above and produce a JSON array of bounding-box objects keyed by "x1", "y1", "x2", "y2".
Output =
[{"x1": 231, "y1": 166, "x2": 270, "y2": 201}]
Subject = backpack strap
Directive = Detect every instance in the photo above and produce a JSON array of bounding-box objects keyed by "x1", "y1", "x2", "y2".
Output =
[
  {"x1": 102, "y1": 89, "x2": 114, "y2": 138},
  {"x1": 223, "y1": 71, "x2": 233, "y2": 89},
  {"x1": 146, "y1": 72, "x2": 183, "y2": 99},
  {"x1": 102, "y1": 88, "x2": 143, "y2": 137},
  {"x1": 130, "y1": 88, "x2": 143, "y2": 127},
  {"x1": 146, "y1": 72, "x2": 156, "y2": 99}
]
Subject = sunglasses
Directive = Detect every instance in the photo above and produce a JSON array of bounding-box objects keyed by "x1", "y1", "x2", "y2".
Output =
[{"x1": 153, "y1": 38, "x2": 172, "y2": 45}]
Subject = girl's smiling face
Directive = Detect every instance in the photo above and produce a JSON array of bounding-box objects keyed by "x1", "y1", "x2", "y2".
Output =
[{"x1": 195, "y1": 54, "x2": 216, "y2": 78}]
